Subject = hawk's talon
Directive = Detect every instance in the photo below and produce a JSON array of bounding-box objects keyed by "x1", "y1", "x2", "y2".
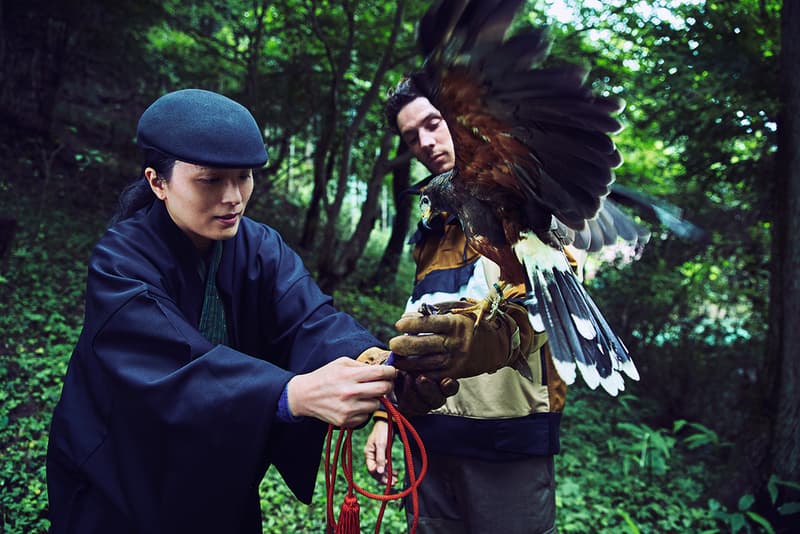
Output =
[
  {"x1": 451, "y1": 280, "x2": 510, "y2": 332},
  {"x1": 419, "y1": 281, "x2": 510, "y2": 330}
]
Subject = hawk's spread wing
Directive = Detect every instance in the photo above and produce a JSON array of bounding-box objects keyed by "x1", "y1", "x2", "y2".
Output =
[
  {"x1": 413, "y1": 0, "x2": 624, "y2": 234},
  {"x1": 408, "y1": 0, "x2": 704, "y2": 394},
  {"x1": 410, "y1": 0, "x2": 644, "y2": 393}
]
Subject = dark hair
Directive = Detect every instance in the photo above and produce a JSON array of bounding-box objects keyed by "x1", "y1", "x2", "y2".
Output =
[
  {"x1": 109, "y1": 149, "x2": 177, "y2": 226},
  {"x1": 384, "y1": 74, "x2": 430, "y2": 134}
]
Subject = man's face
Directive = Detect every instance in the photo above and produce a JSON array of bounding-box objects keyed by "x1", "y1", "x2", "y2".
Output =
[
  {"x1": 396, "y1": 97, "x2": 455, "y2": 174},
  {"x1": 147, "y1": 161, "x2": 254, "y2": 253}
]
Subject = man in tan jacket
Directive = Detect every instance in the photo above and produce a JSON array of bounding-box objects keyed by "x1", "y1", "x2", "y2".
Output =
[{"x1": 365, "y1": 77, "x2": 568, "y2": 534}]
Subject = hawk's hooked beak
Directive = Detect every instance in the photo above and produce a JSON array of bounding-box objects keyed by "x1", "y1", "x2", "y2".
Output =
[{"x1": 420, "y1": 195, "x2": 433, "y2": 228}]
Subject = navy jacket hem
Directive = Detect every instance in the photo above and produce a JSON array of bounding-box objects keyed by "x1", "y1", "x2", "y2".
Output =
[{"x1": 408, "y1": 412, "x2": 561, "y2": 461}]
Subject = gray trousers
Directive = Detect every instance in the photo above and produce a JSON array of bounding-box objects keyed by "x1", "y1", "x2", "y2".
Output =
[{"x1": 404, "y1": 451, "x2": 557, "y2": 533}]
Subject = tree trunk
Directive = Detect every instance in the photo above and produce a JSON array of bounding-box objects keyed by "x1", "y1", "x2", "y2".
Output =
[
  {"x1": 0, "y1": 2, "x2": 79, "y2": 135},
  {"x1": 770, "y1": 0, "x2": 800, "y2": 486},
  {"x1": 317, "y1": 131, "x2": 395, "y2": 293},
  {"x1": 366, "y1": 139, "x2": 413, "y2": 289},
  {"x1": 242, "y1": 0, "x2": 269, "y2": 111},
  {"x1": 734, "y1": 4, "x2": 800, "y2": 530},
  {"x1": 299, "y1": 156, "x2": 329, "y2": 249},
  {"x1": 710, "y1": 2, "x2": 791, "y2": 516},
  {"x1": 299, "y1": 1, "x2": 354, "y2": 250},
  {"x1": 314, "y1": 0, "x2": 407, "y2": 286}
]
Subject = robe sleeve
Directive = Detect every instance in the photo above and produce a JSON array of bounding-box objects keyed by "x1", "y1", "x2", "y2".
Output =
[
  {"x1": 89, "y1": 287, "x2": 297, "y2": 532},
  {"x1": 246, "y1": 226, "x2": 382, "y2": 373},
  {"x1": 236, "y1": 227, "x2": 384, "y2": 503}
]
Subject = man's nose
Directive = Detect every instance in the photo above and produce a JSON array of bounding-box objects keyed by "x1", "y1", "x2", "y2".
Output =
[
  {"x1": 222, "y1": 179, "x2": 243, "y2": 204},
  {"x1": 419, "y1": 130, "x2": 436, "y2": 147}
]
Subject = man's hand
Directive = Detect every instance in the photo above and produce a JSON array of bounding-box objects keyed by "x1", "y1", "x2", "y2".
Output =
[
  {"x1": 365, "y1": 373, "x2": 460, "y2": 481},
  {"x1": 364, "y1": 420, "x2": 397, "y2": 485},
  {"x1": 287, "y1": 356, "x2": 396, "y2": 428},
  {"x1": 389, "y1": 300, "x2": 533, "y2": 380}
]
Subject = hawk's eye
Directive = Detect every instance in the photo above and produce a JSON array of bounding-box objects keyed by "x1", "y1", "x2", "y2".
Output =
[{"x1": 420, "y1": 196, "x2": 431, "y2": 207}]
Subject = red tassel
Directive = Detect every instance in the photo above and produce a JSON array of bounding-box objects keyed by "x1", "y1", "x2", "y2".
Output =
[
  {"x1": 324, "y1": 398, "x2": 427, "y2": 533},
  {"x1": 334, "y1": 493, "x2": 360, "y2": 534}
]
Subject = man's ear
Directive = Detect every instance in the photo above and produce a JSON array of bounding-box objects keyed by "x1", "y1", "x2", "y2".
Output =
[{"x1": 145, "y1": 167, "x2": 167, "y2": 200}]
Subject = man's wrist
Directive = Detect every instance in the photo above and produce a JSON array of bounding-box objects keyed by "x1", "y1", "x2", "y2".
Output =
[
  {"x1": 277, "y1": 381, "x2": 305, "y2": 423},
  {"x1": 372, "y1": 409, "x2": 389, "y2": 423}
]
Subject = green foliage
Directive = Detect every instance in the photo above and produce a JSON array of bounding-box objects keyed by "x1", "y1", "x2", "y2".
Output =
[
  {"x1": 614, "y1": 421, "x2": 676, "y2": 477},
  {"x1": 674, "y1": 419, "x2": 733, "y2": 452},
  {"x1": 0, "y1": 191, "x2": 104, "y2": 533},
  {"x1": 334, "y1": 287, "x2": 406, "y2": 343},
  {"x1": 709, "y1": 495, "x2": 776, "y2": 534},
  {"x1": 767, "y1": 475, "x2": 800, "y2": 516},
  {"x1": 557, "y1": 389, "x2": 723, "y2": 533}
]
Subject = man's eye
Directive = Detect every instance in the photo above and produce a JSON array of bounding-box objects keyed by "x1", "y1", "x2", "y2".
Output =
[{"x1": 199, "y1": 178, "x2": 219, "y2": 184}]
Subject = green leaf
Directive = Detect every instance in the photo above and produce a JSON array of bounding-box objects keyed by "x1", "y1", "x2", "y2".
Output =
[
  {"x1": 738, "y1": 493, "x2": 755, "y2": 511},
  {"x1": 708, "y1": 498, "x2": 722, "y2": 513},
  {"x1": 778, "y1": 502, "x2": 800, "y2": 515},
  {"x1": 729, "y1": 513, "x2": 746, "y2": 533},
  {"x1": 618, "y1": 509, "x2": 641, "y2": 534},
  {"x1": 771, "y1": 477, "x2": 800, "y2": 492},
  {"x1": 650, "y1": 431, "x2": 673, "y2": 457},
  {"x1": 744, "y1": 511, "x2": 774, "y2": 534},
  {"x1": 673, "y1": 419, "x2": 688, "y2": 432},
  {"x1": 767, "y1": 474, "x2": 778, "y2": 504}
]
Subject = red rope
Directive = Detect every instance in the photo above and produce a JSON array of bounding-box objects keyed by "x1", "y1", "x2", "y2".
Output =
[{"x1": 325, "y1": 396, "x2": 428, "y2": 534}]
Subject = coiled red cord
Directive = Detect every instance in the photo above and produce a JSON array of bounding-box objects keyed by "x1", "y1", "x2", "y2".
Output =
[{"x1": 325, "y1": 396, "x2": 427, "y2": 534}]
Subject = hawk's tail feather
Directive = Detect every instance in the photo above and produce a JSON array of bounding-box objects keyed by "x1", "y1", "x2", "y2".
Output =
[
  {"x1": 554, "y1": 198, "x2": 652, "y2": 253},
  {"x1": 516, "y1": 235, "x2": 638, "y2": 396}
]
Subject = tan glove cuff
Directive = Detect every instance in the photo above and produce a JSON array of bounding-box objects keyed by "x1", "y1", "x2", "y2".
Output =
[
  {"x1": 501, "y1": 302, "x2": 534, "y2": 357},
  {"x1": 357, "y1": 347, "x2": 390, "y2": 365},
  {"x1": 478, "y1": 312, "x2": 520, "y2": 374},
  {"x1": 508, "y1": 324, "x2": 521, "y2": 360}
]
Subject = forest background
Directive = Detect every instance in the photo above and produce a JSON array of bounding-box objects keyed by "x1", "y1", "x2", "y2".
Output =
[{"x1": 1, "y1": 0, "x2": 798, "y2": 532}]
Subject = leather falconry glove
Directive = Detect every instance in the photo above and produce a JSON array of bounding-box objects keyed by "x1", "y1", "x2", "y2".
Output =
[
  {"x1": 393, "y1": 371, "x2": 460, "y2": 417},
  {"x1": 355, "y1": 346, "x2": 459, "y2": 417},
  {"x1": 389, "y1": 299, "x2": 535, "y2": 381}
]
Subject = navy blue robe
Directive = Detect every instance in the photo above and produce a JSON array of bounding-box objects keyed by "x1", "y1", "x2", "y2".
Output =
[{"x1": 46, "y1": 200, "x2": 380, "y2": 533}]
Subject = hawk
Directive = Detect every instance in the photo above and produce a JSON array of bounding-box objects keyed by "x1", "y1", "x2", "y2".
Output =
[{"x1": 406, "y1": 0, "x2": 702, "y2": 395}]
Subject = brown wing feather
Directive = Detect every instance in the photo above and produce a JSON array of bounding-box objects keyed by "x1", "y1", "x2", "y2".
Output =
[
  {"x1": 419, "y1": 1, "x2": 622, "y2": 237},
  {"x1": 439, "y1": 69, "x2": 528, "y2": 196}
]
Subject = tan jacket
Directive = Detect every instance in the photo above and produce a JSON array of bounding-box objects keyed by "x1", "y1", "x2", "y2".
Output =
[
  {"x1": 405, "y1": 216, "x2": 566, "y2": 459},
  {"x1": 408, "y1": 220, "x2": 567, "y2": 419}
]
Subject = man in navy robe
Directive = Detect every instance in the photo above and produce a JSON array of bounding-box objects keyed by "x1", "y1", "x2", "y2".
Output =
[{"x1": 46, "y1": 89, "x2": 440, "y2": 533}]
